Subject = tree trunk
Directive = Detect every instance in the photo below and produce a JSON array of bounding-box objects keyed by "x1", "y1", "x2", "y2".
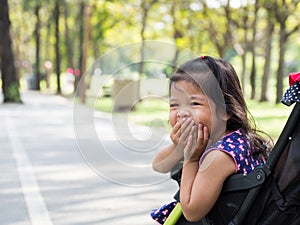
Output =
[
  {"x1": 138, "y1": 0, "x2": 157, "y2": 101},
  {"x1": 64, "y1": 0, "x2": 74, "y2": 71},
  {"x1": 138, "y1": 0, "x2": 158, "y2": 75},
  {"x1": 250, "y1": 0, "x2": 259, "y2": 100},
  {"x1": 241, "y1": 52, "x2": 247, "y2": 93},
  {"x1": 170, "y1": 2, "x2": 182, "y2": 71},
  {"x1": 34, "y1": 4, "x2": 41, "y2": 90},
  {"x1": 0, "y1": 0, "x2": 21, "y2": 103},
  {"x1": 250, "y1": 54, "x2": 256, "y2": 99},
  {"x1": 240, "y1": 5, "x2": 249, "y2": 94},
  {"x1": 260, "y1": 11, "x2": 274, "y2": 102},
  {"x1": 79, "y1": 4, "x2": 92, "y2": 103},
  {"x1": 276, "y1": 23, "x2": 286, "y2": 103},
  {"x1": 75, "y1": 1, "x2": 85, "y2": 95},
  {"x1": 54, "y1": 0, "x2": 61, "y2": 94},
  {"x1": 223, "y1": 0, "x2": 233, "y2": 56},
  {"x1": 203, "y1": 1, "x2": 232, "y2": 58},
  {"x1": 45, "y1": 19, "x2": 52, "y2": 89},
  {"x1": 138, "y1": 0, "x2": 149, "y2": 79}
]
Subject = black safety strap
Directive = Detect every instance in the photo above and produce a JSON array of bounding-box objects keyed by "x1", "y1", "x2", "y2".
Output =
[{"x1": 270, "y1": 178, "x2": 287, "y2": 211}]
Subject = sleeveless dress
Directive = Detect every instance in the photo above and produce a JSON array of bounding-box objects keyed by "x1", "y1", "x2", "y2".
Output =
[
  {"x1": 200, "y1": 129, "x2": 266, "y2": 175},
  {"x1": 150, "y1": 129, "x2": 266, "y2": 224}
]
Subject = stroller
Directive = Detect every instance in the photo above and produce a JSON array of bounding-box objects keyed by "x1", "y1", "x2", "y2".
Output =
[{"x1": 169, "y1": 73, "x2": 300, "y2": 225}]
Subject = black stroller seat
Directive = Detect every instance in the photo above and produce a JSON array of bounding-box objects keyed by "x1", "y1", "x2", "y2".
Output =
[{"x1": 207, "y1": 103, "x2": 300, "y2": 225}]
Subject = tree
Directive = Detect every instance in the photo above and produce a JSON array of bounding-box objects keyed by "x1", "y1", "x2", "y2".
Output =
[
  {"x1": 79, "y1": 3, "x2": 92, "y2": 103},
  {"x1": 201, "y1": 0, "x2": 234, "y2": 58},
  {"x1": 44, "y1": 12, "x2": 53, "y2": 89},
  {"x1": 249, "y1": 0, "x2": 259, "y2": 99},
  {"x1": 236, "y1": 4, "x2": 251, "y2": 92},
  {"x1": 63, "y1": 0, "x2": 75, "y2": 74},
  {"x1": 170, "y1": 1, "x2": 184, "y2": 68},
  {"x1": 54, "y1": 0, "x2": 61, "y2": 94},
  {"x1": 135, "y1": 0, "x2": 158, "y2": 101},
  {"x1": 139, "y1": 0, "x2": 158, "y2": 77},
  {"x1": 0, "y1": 0, "x2": 22, "y2": 103},
  {"x1": 275, "y1": 0, "x2": 300, "y2": 103},
  {"x1": 260, "y1": 1, "x2": 276, "y2": 102},
  {"x1": 22, "y1": 0, "x2": 43, "y2": 91},
  {"x1": 74, "y1": 0, "x2": 85, "y2": 95},
  {"x1": 34, "y1": 2, "x2": 41, "y2": 90}
]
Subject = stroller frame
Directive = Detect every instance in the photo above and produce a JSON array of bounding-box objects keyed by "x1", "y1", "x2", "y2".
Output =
[{"x1": 222, "y1": 102, "x2": 300, "y2": 225}]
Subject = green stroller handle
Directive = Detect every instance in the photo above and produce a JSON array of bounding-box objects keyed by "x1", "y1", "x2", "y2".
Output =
[{"x1": 164, "y1": 203, "x2": 182, "y2": 225}]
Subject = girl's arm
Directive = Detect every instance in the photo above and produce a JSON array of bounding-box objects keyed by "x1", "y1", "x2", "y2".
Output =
[
  {"x1": 179, "y1": 126, "x2": 236, "y2": 222},
  {"x1": 152, "y1": 121, "x2": 183, "y2": 173},
  {"x1": 152, "y1": 143, "x2": 183, "y2": 173},
  {"x1": 180, "y1": 150, "x2": 236, "y2": 221}
]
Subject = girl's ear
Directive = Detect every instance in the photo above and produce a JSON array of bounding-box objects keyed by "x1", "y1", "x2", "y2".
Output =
[{"x1": 222, "y1": 113, "x2": 231, "y2": 122}]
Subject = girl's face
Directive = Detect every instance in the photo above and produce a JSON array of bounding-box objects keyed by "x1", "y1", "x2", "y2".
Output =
[{"x1": 169, "y1": 80, "x2": 226, "y2": 138}]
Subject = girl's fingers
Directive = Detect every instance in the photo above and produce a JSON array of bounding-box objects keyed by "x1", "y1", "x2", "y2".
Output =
[
  {"x1": 180, "y1": 119, "x2": 194, "y2": 139},
  {"x1": 185, "y1": 123, "x2": 210, "y2": 162},
  {"x1": 197, "y1": 124, "x2": 209, "y2": 154},
  {"x1": 191, "y1": 125, "x2": 197, "y2": 147},
  {"x1": 183, "y1": 134, "x2": 193, "y2": 158},
  {"x1": 176, "y1": 119, "x2": 193, "y2": 150},
  {"x1": 203, "y1": 126, "x2": 209, "y2": 146},
  {"x1": 173, "y1": 122, "x2": 181, "y2": 137},
  {"x1": 173, "y1": 121, "x2": 181, "y2": 133},
  {"x1": 183, "y1": 124, "x2": 198, "y2": 160},
  {"x1": 197, "y1": 123, "x2": 203, "y2": 142},
  {"x1": 180, "y1": 117, "x2": 192, "y2": 130},
  {"x1": 170, "y1": 121, "x2": 182, "y2": 144}
]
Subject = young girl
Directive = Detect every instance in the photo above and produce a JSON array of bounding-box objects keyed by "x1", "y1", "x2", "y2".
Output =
[{"x1": 151, "y1": 56, "x2": 270, "y2": 224}]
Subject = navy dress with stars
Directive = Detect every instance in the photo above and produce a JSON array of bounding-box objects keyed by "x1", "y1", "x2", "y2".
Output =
[{"x1": 199, "y1": 129, "x2": 266, "y2": 175}]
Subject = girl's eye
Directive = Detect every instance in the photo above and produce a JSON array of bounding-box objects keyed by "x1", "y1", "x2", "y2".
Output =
[
  {"x1": 170, "y1": 103, "x2": 179, "y2": 108},
  {"x1": 191, "y1": 102, "x2": 201, "y2": 106}
]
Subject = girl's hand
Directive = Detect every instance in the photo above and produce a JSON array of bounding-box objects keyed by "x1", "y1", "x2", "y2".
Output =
[
  {"x1": 170, "y1": 121, "x2": 181, "y2": 144},
  {"x1": 176, "y1": 118, "x2": 194, "y2": 151},
  {"x1": 184, "y1": 123, "x2": 209, "y2": 163}
]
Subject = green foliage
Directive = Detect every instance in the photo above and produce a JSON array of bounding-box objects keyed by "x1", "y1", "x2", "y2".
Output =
[{"x1": 5, "y1": 0, "x2": 300, "y2": 98}]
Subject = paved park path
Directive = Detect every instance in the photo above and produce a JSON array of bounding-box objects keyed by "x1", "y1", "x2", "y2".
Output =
[{"x1": 0, "y1": 91, "x2": 177, "y2": 225}]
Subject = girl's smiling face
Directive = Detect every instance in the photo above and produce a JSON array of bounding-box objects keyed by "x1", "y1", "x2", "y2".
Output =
[{"x1": 169, "y1": 80, "x2": 227, "y2": 140}]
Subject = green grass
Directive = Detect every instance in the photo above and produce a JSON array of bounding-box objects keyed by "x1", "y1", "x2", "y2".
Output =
[
  {"x1": 93, "y1": 96, "x2": 170, "y2": 129},
  {"x1": 247, "y1": 100, "x2": 293, "y2": 140},
  {"x1": 92, "y1": 96, "x2": 293, "y2": 141},
  {"x1": 94, "y1": 97, "x2": 113, "y2": 113}
]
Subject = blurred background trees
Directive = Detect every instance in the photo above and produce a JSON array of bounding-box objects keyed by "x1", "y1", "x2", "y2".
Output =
[{"x1": 1, "y1": 0, "x2": 299, "y2": 103}]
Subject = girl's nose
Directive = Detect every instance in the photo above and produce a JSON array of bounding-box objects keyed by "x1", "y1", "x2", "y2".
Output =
[{"x1": 177, "y1": 109, "x2": 191, "y2": 119}]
